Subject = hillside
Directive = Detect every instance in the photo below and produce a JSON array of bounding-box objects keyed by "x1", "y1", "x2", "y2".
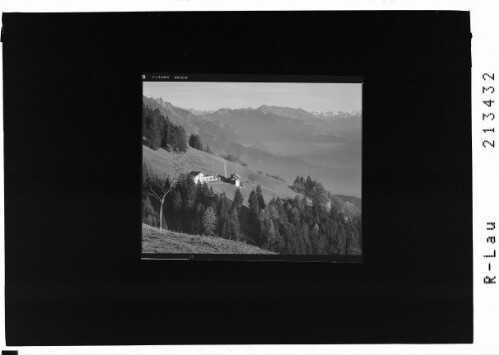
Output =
[
  {"x1": 143, "y1": 145, "x2": 301, "y2": 206},
  {"x1": 143, "y1": 96, "x2": 238, "y2": 153},
  {"x1": 141, "y1": 94, "x2": 362, "y2": 256},
  {"x1": 143, "y1": 144, "x2": 362, "y2": 219},
  {"x1": 142, "y1": 224, "x2": 275, "y2": 255},
  {"x1": 143, "y1": 95, "x2": 362, "y2": 196},
  {"x1": 335, "y1": 194, "x2": 362, "y2": 210}
]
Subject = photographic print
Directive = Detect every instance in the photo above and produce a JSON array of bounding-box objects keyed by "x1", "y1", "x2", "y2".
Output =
[{"x1": 141, "y1": 76, "x2": 362, "y2": 259}]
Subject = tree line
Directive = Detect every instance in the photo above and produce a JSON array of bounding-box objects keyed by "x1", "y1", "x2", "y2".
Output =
[
  {"x1": 142, "y1": 104, "x2": 216, "y2": 156},
  {"x1": 246, "y1": 185, "x2": 361, "y2": 255},
  {"x1": 188, "y1": 133, "x2": 213, "y2": 154},
  {"x1": 292, "y1": 175, "x2": 331, "y2": 202},
  {"x1": 143, "y1": 166, "x2": 361, "y2": 255},
  {"x1": 142, "y1": 105, "x2": 188, "y2": 152}
]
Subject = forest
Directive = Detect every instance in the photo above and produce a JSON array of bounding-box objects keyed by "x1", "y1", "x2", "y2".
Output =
[
  {"x1": 142, "y1": 104, "x2": 188, "y2": 152},
  {"x1": 142, "y1": 165, "x2": 361, "y2": 255},
  {"x1": 142, "y1": 105, "x2": 215, "y2": 155}
]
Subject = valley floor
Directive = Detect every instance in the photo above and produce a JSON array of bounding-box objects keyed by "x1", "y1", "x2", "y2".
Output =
[{"x1": 142, "y1": 223, "x2": 275, "y2": 255}]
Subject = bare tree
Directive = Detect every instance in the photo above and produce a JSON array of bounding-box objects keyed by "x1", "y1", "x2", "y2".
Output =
[{"x1": 144, "y1": 146, "x2": 186, "y2": 231}]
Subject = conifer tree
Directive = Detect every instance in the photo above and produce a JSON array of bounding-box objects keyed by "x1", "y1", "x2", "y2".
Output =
[
  {"x1": 305, "y1": 175, "x2": 313, "y2": 194},
  {"x1": 256, "y1": 185, "x2": 265, "y2": 209},
  {"x1": 202, "y1": 206, "x2": 217, "y2": 236},
  {"x1": 192, "y1": 203, "x2": 204, "y2": 235},
  {"x1": 143, "y1": 108, "x2": 163, "y2": 150},
  {"x1": 233, "y1": 188, "x2": 244, "y2": 210},
  {"x1": 188, "y1": 134, "x2": 203, "y2": 150},
  {"x1": 172, "y1": 190, "x2": 182, "y2": 211},
  {"x1": 266, "y1": 219, "x2": 279, "y2": 252},
  {"x1": 248, "y1": 190, "x2": 262, "y2": 245},
  {"x1": 228, "y1": 207, "x2": 240, "y2": 240}
]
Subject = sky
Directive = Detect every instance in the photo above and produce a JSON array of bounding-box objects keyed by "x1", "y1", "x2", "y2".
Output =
[{"x1": 143, "y1": 82, "x2": 362, "y2": 112}]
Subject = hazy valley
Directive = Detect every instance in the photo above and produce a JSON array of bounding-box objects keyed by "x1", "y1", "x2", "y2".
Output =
[{"x1": 143, "y1": 96, "x2": 361, "y2": 197}]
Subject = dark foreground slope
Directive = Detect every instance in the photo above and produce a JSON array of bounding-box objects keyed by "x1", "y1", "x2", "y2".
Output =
[{"x1": 142, "y1": 224, "x2": 275, "y2": 255}]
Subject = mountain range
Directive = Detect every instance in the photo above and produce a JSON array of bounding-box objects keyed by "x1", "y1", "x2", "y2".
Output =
[
  {"x1": 184, "y1": 103, "x2": 361, "y2": 122},
  {"x1": 143, "y1": 96, "x2": 362, "y2": 197}
]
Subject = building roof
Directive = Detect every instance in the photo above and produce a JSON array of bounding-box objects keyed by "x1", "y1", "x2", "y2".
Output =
[
  {"x1": 189, "y1": 171, "x2": 202, "y2": 176},
  {"x1": 230, "y1": 173, "x2": 242, "y2": 180}
]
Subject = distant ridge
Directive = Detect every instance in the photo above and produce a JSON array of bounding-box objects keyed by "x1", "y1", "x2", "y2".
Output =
[{"x1": 146, "y1": 95, "x2": 361, "y2": 121}]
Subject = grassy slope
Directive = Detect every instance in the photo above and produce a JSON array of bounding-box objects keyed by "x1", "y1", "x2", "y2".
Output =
[
  {"x1": 143, "y1": 145, "x2": 302, "y2": 206},
  {"x1": 142, "y1": 224, "x2": 275, "y2": 254}
]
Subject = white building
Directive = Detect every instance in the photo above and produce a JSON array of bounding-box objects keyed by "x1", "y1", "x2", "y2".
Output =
[
  {"x1": 189, "y1": 171, "x2": 219, "y2": 184},
  {"x1": 229, "y1": 173, "x2": 243, "y2": 187}
]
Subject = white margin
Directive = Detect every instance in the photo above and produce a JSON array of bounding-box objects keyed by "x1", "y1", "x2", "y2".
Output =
[{"x1": 1, "y1": 1, "x2": 498, "y2": 354}]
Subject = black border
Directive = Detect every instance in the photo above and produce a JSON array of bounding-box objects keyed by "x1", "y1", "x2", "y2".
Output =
[
  {"x1": 141, "y1": 73, "x2": 364, "y2": 262},
  {"x1": 3, "y1": 11, "x2": 472, "y2": 345}
]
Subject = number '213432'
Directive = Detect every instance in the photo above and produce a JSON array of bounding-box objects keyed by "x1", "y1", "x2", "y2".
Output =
[{"x1": 482, "y1": 73, "x2": 495, "y2": 148}]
